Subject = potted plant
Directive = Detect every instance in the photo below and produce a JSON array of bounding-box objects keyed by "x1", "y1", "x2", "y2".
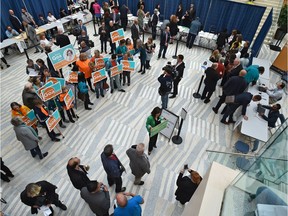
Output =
[{"x1": 274, "y1": 4, "x2": 287, "y2": 40}]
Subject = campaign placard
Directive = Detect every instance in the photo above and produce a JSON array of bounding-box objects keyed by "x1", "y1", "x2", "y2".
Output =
[
  {"x1": 34, "y1": 81, "x2": 54, "y2": 100},
  {"x1": 67, "y1": 71, "x2": 78, "y2": 83},
  {"x1": 22, "y1": 110, "x2": 37, "y2": 127},
  {"x1": 92, "y1": 68, "x2": 107, "y2": 84},
  {"x1": 110, "y1": 64, "x2": 123, "y2": 77},
  {"x1": 46, "y1": 77, "x2": 65, "y2": 87},
  {"x1": 48, "y1": 44, "x2": 77, "y2": 70},
  {"x1": 41, "y1": 82, "x2": 62, "y2": 102},
  {"x1": 64, "y1": 89, "x2": 74, "y2": 109},
  {"x1": 95, "y1": 57, "x2": 110, "y2": 70},
  {"x1": 110, "y1": 28, "x2": 125, "y2": 43},
  {"x1": 121, "y1": 60, "x2": 135, "y2": 72},
  {"x1": 45, "y1": 109, "x2": 61, "y2": 132},
  {"x1": 150, "y1": 120, "x2": 168, "y2": 137}
]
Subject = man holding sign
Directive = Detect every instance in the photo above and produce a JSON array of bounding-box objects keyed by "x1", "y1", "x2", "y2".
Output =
[
  {"x1": 106, "y1": 54, "x2": 125, "y2": 94},
  {"x1": 33, "y1": 100, "x2": 61, "y2": 142}
]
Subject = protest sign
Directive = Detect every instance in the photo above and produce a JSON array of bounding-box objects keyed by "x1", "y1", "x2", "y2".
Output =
[
  {"x1": 92, "y1": 68, "x2": 107, "y2": 84},
  {"x1": 121, "y1": 60, "x2": 135, "y2": 72},
  {"x1": 46, "y1": 77, "x2": 65, "y2": 87},
  {"x1": 110, "y1": 64, "x2": 123, "y2": 77},
  {"x1": 41, "y1": 82, "x2": 62, "y2": 102},
  {"x1": 67, "y1": 71, "x2": 78, "y2": 83},
  {"x1": 45, "y1": 109, "x2": 61, "y2": 132},
  {"x1": 48, "y1": 44, "x2": 77, "y2": 70},
  {"x1": 64, "y1": 89, "x2": 74, "y2": 109},
  {"x1": 95, "y1": 57, "x2": 109, "y2": 70},
  {"x1": 22, "y1": 110, "x2": 37, "y2": 127},
  {"x1": 110, "y1": 28, "x2": 125, "y2": 43}
]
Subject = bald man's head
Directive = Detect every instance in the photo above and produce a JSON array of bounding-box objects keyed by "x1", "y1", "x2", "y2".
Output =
[
  {"x1": 239, "y1": 70, "x2": 247, "y2": 77},
  {"x1": 116, "y1": 193, "x2": 128, "y2": 207},
  {"x1": 234, "y1": 58, "x2": 240, "y2": 66}
]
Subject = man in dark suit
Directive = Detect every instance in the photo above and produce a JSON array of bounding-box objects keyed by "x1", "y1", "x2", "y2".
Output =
[
  {"x1": 157, "y1": 26, "x2": 170, "y2": 59},
  {"x1": 23, "y1": 21, "x2": 42, "y2": 53},
  {"x1": 67, "y1": 157, "x2": 91, "y2": 190},
  {"x1": 107, "y1": 20, "x2": 118, "y2": 54},
  {"x1": 201, "y1": 63, "x2": 219, "y2": 104},
  {"x1": 213, "y1": 69, "x2": 247, "y2": 114},
  {"x1": 229, "y1": 58, "x2": 243, "y2": 77},
  {"x1": 9, "y1": 9, "x2": 23, "y2": 33},
  {"x1": 170, "y1": 54, "x2": 185, "y2": 98},
  {"x1": 119, "y1": 4, "x2": 129, "y2": 31},
  {"x1": 221, "y1": 93, "x2": 261, "y2": 124},
  {"x1": 110, "y1": 7, "x2": 120, "y2": 26},
  {"x1": 131, "y1": 18, "x2": 143, "y2": 49}
]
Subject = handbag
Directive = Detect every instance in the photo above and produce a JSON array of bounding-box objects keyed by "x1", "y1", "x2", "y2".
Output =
[
  {"x1": 103, "y1": 81, "x2": 109, "y2": 90},
  {"x1": 225, "y1": 95, "x2": 235, "y2": 104},
  {"x1": 158, "y1": 87, "x2": 165, "y2": 96}
]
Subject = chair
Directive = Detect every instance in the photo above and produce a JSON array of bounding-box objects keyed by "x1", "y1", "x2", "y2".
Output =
[
  {"x1": 235, "y1": 139, "x2": 259, "y2": 154},
  {"x1": 236, "y1": 157, "x2": 252, "y2": 171}
]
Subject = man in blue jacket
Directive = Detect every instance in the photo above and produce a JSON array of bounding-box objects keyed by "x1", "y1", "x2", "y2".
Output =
[
  {"x1": 101, "y1": 144, "x2": 126, "y2": 193},
  {"x1": 186, "y1": 17, "x2": 201, "y2": 49},
  {"x1": 158, "y1": 66, "x2": 173, "y2": 109}
]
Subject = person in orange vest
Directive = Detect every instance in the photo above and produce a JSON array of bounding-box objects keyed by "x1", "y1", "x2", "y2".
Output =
[
  {"x1": 59, "y1": 86, "x2": 78, "y2": 123},
  {"x1": 33, "y1": 99, "x2": 61, "y2": 142}
]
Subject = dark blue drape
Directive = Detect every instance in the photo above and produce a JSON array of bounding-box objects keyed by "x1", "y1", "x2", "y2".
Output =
[
  {"x1": 1, "y1": 0, "x2": 67, "y2": 40},
  {"x1": 251, "y1": 9, "x2": 273, "y2": 58},
  {"x1": 204, "y1": 0, "x2": 265, "y2": 43}
]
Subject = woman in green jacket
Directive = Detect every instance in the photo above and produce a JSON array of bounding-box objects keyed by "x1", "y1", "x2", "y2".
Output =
[{"x1": 146, "y1": 107, "x2": 162, "y2": 155}]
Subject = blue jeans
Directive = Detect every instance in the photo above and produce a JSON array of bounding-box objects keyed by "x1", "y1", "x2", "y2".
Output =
[
  {"x1": 161, "y1": 92, "x2": 169, "y2": 109},
  {"x1": 95, "y1": 81, "x2": 104, "y2": 97},
  {"x1": 186, "y1": 33, "x2": 197, "y2": 48}
]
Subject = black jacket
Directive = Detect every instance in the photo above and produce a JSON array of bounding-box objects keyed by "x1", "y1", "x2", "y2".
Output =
[
  {"x1": 159, "y1": 31, "x2": 171, "y2": 46},
  {"x1": 234, "y1": 92, "x2": 253, "y2": 115},
  {"x1": 175, "y1": 173, "x2": 201, "y2": 204},
  {"x1": 223, "y1": 76, "x2": 247, "y2": 96},
  {"x1": 67, "y1": 165, "x2": 90, "y2": 190},
  {"x1": 9, "y1": 14, "x2": 23, "y2": 32},
  {"x1": 99, "y1": 26, "x2": 109, "y2": 41},
  {"x1": 216, "y1": 31, "x2": 228, "y2": 48},
  {"x1": 54, "y1": 34, "x2": 71, "y2": 48},
  {"x1": 169, "y1": 22, "x2": 179, "y2": 37},
  {"x1": 158, "y1": 74, "x2": 173, "y2": 93},
  {"x1": 204, "y1": 67, "x2": 219, "y2": 91},
  {"x1": 229, "y1": 64, "x2": 243, "y2": 77},
  {"x1": 33, "y1": 105, "x2": 49, "y2": 125},
  {"x1": 131, "y1": 24, "x2": 143, "y2": 41},
  {"x1": 20, "y1": 181, "x2": 58, "y2": 213},
  {"x1": 22, "y1": 90, "x2": 39, "y2": 109},
  {"x1": 174, "y1": 62, "x2": 185, "y2": 78},
  {"x1": 261, "y1": 105, "x2": 281, "y2": 128}
]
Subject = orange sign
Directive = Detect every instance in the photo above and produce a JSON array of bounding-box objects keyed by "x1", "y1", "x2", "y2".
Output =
[
  {"x1": 41, "y1": 82, "x2": 62, "y2": 102},
  {"x1": 110, "y1": 28, "x2": 125, "y2": 43},
  {"x1": 121, "y1": 60, "x2": 135, "y2": 72},
  {"x1": 45, "y1": 110, "x2": 61, "y2": 132},
  {"x1": 110, "y1": 64, "x2": 123, "y2": 77},
  {"x1": 67, "y1": 71, "x2": 78, "y2": 83}
]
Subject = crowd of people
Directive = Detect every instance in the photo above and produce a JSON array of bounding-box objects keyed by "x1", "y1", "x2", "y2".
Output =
[{"x1": 1, "y1": 0, "x2": 286, "y2": 215}]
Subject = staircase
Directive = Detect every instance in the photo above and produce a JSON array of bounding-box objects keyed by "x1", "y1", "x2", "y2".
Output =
[{"x1": 232, "y1": 0, "x2": 284, "y2": 44}]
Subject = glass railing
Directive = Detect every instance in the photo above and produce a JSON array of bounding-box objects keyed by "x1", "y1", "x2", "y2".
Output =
[{"x1": 206, "y1": 118, "x2": 288, "y2": 216}]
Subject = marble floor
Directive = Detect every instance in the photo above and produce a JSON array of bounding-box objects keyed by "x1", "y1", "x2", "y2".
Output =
[{"x1": 1, "y1": 21, "x2": 287, "y2": 216}]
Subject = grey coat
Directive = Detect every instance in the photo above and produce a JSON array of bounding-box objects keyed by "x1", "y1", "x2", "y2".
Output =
[
  {"x1": 14, "y1": 124, "x2": 39, "y2": 150},
  {"x1": 126, "y1": 148, "x2": 150, "y2": 177},
  {"x1": 25, "y1": 24, "x2": 37, "y2": 42}
]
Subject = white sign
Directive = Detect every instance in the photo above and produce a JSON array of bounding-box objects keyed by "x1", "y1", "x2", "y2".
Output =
[{"x1": 160, "y1": 109, "x2": 179, "y2": 140}]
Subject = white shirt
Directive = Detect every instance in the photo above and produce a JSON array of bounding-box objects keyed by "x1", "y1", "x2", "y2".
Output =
[
  {"x1": 266, "y1": 88, "x2": 283, "y2": 101},
  {"x1": 47, "y1": 15, "x2": 56, "y2": 22},
  {"x1": 40, "y1": 38, "x2": 51, "y2": 47}
]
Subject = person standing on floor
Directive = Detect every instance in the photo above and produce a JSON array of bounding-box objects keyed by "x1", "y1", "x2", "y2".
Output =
[
  {"x1": 158, "y1": 66, "x2": 173, "y2": 109},
  {"x1": 186, "y1": 17, "x2": 201, "y2": 49},
  {"x1": 106, "y1": 54, "x2": 125, "y2": 93},
  {"x1": 146, "y1": 107, "x2": 162, "y2": 155},
  {"x1": 1, "y1": 158, "x2": 14, "y2": 182},
  {"x1": 131, "y1": 19, "x2": 144, "y2": 49},
  {"x1": 81, "y1": 181, "x2": 110, "y2": 216},
  {"x1": 120, "y1": 4, "x2": 129, "y2": 31},
  {"x1": 20, "y1": 181, "x2": 67, "y2": 215},
  {"x1": 150, "y1": 9, "x2": 159, "y2": 40},
  {"x1": 67, "y1": 157, "x2": 90, "y2": 190},
  {"x1": 175, "y1": 168, "x2": 202, "y2": 205},
  {"x1": 145, "y1": 37, "x2": 156, "y2": 70},
  {"x1": 107, "y1": 21, "x2": 118, "y2": 54},
  {"x1": 137, "y1": 39, "x2": 147, "y2": 74},
  {"x1": 99, "y1": 22, "x2": 108, "y2": 53},
  {"x1": 200, "y1": 63, "x2": 219, "y2": 104},
  {"x1": 101, "y1": 144, "x2": 126, "y2": 193},
  {"x1": 126, "y1": 143, "x2": 150, "y2": 185},
  {"x1": 11, "y1": 117, "x2": 48, "y2": 159},
  {"x1": 170, "y1": 54, "x2": 185, "y2": 99},
  {"x1": 157, "y1": 26, "x2": 170, "y2": 59},
  {"x1": 9, "y1": 9, "x2": 23, "y2": 33},
  {"x1": 22, "y1": 21, "x2": 42, "y2": 53},
  {"x1": 78, "y1": 72, "x2": 93, "y2": 110},
  {"x1": 59, "y1": 86, "x2": 78, "y2": 123},
  {"x1": 114, "y1": 192, "x2": 144, "y2": 216}
]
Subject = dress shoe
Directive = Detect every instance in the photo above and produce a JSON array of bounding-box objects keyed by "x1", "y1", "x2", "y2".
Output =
[
  {"x1": 200, "y1": 97, "x2": 205, "y2": 100},
  {"x1": 109, "y1": 52, "x2": 113, "y2": 54},
  {"x1": 60, "y1": 124, "x2": 66, "y2": 128},
  {"x1": 64, "y1": 119, "x2": 70, "y2": 123},
  {"x1": 34, "y1": 50, "x2": 40, "y2": 53},
  {"x1": 120, "y1": 187, "x2": 126, "y2": 192},
  {"x1": 40, "y1": 152, "x2": 48, "y2": 159},
  {"x1": 55, "y1": 133, "x2": 61, "y2": 137},
  {"x1": 96, "y1": 95, "x2": 99, "y2": 99},
  {"x1": 138, "y1": 70, "x2": 142, "y2": 73},
  {"x1": 162, "y1": 57, "x2": 167, "y2": 59},
  {"x1": 85, "y1": 107, "x2": 92, "y2": 110},
  {"x1": 228, "y1": 119, "x2": 236, "y2": 124},
  {"x1": 69, "y1": 119, "x2": 75, "y2": 123},
  {"x1": 58, "y1": 203, "x2": 67, "y2": 211},
  {"x1": 6, "y1": 173, "x2": 14, "y2": 178},
  {"x1": 88, "y1": 102, "x2": 94, "y2": 105},
  {"x1": 52, "y1": 138, "x2": 60, "y2": 142},
  {"x1": 141, "y1": 71, "x2": 145, "y2": 75},
  {"x1": 220, "y1": 120, "x2": 229, "y2": 125},
  {"x1": 6, "y1": 64, "x2": 10, "y2": 68},
  {"x1": 91, "y1": 89, "x2": 95, "y2": 93},
  {"x1": 38, "y1": 136, "x2": 43, "y2": 140},
  {"x1": 135, "y1": 181, "x2": 144, "y2": 185},
  {"x1": 1, "y1": 175, "x2": 10, "y2": 182},
  {"x1": 101, "y1": 94, "x2": 105, "y2": 97},
  {"x1": 148, "y1": 151, "x2": 151, "y2": 155},
  {"x1": 153, "y1": 145, "x2": 157, "y2": 148},
  {"x1": 119, "y1": 89, "x2": 125, "y2": 92},
  {"x1": 204, "y1": 99, "x2": 210, "y2": 104},
  {"x1": 111, "y1": 89, "x2": 114, "y2": 94},
  {"x1": 127, "y1": 83, "x2": 130, "y2": 86},
  {"x1": 169, "y1": 95, "x2": 176, "y2": 99},
  {"x1": 212, "y1": 107, "x2": 218, "y2": 114}
]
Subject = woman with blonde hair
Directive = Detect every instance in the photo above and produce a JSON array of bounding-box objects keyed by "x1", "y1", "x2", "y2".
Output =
[
  {"x1": 175, "y1": 167, "x2": 202, "y2": 204},
  {"x1": 76, "y1": 53, "x2": 94, "y2": 92},
  {"x1": 209, "y1": 49, "x2": 221, "y2": 63}
]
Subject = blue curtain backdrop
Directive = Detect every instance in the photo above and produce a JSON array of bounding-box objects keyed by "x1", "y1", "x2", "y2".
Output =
[
  {"x1": 251, "y1": 9, "x2": 273, "y2": 58},
  {"x1": 203, "y1": 0, "x2": 265, "y2": 43},
  {"x1": 1, "y1": 0, "x2": 67, "y2": 40}
]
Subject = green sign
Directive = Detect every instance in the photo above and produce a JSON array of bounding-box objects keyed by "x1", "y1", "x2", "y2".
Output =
[{"x1": 150, "y1": 120, "x2": 168, "y2": 137}]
